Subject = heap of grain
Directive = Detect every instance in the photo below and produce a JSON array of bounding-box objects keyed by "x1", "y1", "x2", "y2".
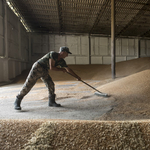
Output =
[
  {"x1": 0, "y1": 120, "x2": 45, "y2": 150},
  {"x1": 13, "y1": 57, "x2": 150, "y2": 83},
  {"x1": 97, "y1": 70, "x2": 150, "y2": 120},
  {"x1": 23, "y1": 120, "x2": 150, "y2": 150}
]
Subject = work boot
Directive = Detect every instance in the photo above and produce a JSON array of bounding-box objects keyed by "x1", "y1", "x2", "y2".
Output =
[
  {"x1": 49, "y1": 94, "x2": 61, "y2": 107},
  {"x1": 14, "y1": 96, "x2": 23, "y2": 110}
]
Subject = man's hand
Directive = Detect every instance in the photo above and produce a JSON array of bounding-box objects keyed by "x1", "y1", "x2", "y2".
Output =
[
  {"x1": 76, "y1": 76, "x2": 81, "y2": 81},
  {"x1": 64, "y1": 67, "x2": 81, "y2": 81},
  {"x1": 50, "y1": 59, "x2": 67, "y2": 72}
]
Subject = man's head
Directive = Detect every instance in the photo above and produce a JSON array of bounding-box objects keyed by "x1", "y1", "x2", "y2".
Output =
[{"x1": 59, "y1": 46, "x2": 72, "y2": 54}]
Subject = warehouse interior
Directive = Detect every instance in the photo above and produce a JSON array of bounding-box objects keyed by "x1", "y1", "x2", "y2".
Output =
[{"x1": 0, "y1": 0, "x2": 150, "y2": 149}]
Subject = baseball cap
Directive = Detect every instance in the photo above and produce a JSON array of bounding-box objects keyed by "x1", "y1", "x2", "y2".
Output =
[{"x1": 59, "y1": 46, "x2": 72, "y2": 54}]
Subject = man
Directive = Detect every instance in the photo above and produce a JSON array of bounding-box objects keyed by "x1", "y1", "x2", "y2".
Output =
[{"x1": 14, "y1": 46, "x2": 81, "y2": 110}]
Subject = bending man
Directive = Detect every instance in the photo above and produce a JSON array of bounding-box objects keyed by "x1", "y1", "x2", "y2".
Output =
[{"x1": 14, "y1": 46, "x2": 81, "y2": 110}]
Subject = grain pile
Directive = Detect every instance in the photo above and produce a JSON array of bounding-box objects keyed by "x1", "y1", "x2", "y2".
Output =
[
  {"x1": 13, "y1": 57, "x2": 150, "y2": 82},
  {"x1": 50, "y1": 57, "x2": 150, "y2": 81},
  {"x1": 23, "y1": 120, "x2": 150, "y2": 150},
  {"x1": 97, "y1": 70, "x2": 150, "y2": 120},
  {"x1": 0, "y1": 119, "x2": 45, "y2": 150}
]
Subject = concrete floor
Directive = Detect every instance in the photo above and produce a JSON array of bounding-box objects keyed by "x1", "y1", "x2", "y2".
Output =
[{"x1": 0, "y1": 81, "x2": 115, "y2": 120}]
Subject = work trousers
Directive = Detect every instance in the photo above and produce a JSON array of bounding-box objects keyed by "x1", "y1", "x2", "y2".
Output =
[{"x1": 17, "y1": 62, "x2": 55, "y2": 99}]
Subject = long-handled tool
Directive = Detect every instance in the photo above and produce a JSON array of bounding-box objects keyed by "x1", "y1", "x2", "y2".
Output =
[{"x1": 67, "y1": 72, "x2": 109, "y2": 97}]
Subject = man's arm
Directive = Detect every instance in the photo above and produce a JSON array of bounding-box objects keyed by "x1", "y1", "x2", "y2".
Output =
[
  {"x1": 49, "y1": 59, "x2": 66, "y2": 72},
  {"x1": 49, "y1": 58, "x2": 81, "y2": 80},
  {"x1": 64, "y1": 67, "x2": 81, "y2": 81}
]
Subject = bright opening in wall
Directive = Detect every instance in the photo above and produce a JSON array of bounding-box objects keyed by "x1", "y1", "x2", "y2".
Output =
[{"x1": 6, "y1": 0, "x2": 31, "y2": 32}]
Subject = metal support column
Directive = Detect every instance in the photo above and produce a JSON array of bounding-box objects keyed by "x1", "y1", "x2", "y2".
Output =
[
  {"x1": 4, "y1": 1, "x2": 8, "y2": 58},
  {"x1": 111, "y1": 0, "x2": 116, "y2": 79},
  {"x1": 89, "y1": 34, "x2": 91, "y2": 64},
  {"x1": 137, "y1": 38, "x2": 140, "y2": 58},
  {"x1": 3, "y1": 1, "x2": 9, "y2": 82},
  {"x1": 29, "y1": 33, "x2": 32, "y2": 63}
]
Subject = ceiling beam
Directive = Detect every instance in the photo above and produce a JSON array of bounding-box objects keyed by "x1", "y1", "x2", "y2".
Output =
[
  {"x1": 89, "y1": 0, "x2": 110, "y2": 34},
  {"x1": 117, "y1": 0, "x2": 150, "y2": 37},
  {"x1": 140, "y1": 28, "x2": 150, "y2": 37},
  {"x1": 57, "y1": 0, "x2": 63, "y2": 33}
]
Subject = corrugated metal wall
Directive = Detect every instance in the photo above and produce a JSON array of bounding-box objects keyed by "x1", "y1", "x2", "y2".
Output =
[
  {"x1": 141, "y1": 40, "x2": 150, "y2": 56},
  {"x1": 0, "y1": 1, "x2": 30, "y2": 83},
  {"x1": 0, "y1": 0, "x2": 6, "y2": 82},
  {"x1": 31, "y1": 34, "x2": 145, "y2": 65},
  {"x1": 31, "y1": 34, "x2": 89, "y2": 64}
]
